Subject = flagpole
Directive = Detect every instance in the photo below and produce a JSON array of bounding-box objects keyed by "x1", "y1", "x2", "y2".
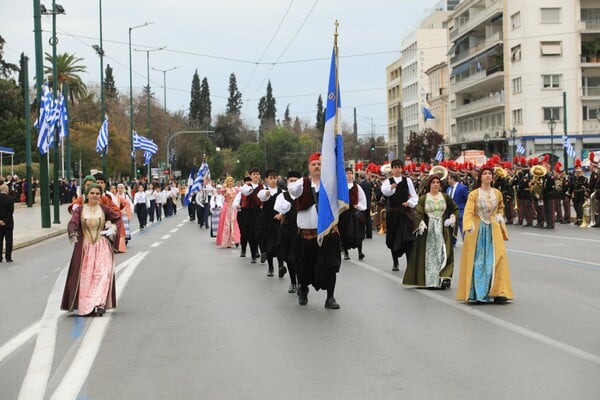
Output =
[{"x1": 333, "y1": 20, "x2": 339, "y2": 138}]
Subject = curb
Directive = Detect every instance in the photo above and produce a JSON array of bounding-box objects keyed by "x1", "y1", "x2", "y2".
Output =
[{"x1": 13, "y1": 228, "x2": 68, "y2": 250}]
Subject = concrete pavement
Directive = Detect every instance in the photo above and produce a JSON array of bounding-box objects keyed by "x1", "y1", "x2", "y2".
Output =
[{"x1": 13, "y1": 201, "x2": 71, "y2": 250}]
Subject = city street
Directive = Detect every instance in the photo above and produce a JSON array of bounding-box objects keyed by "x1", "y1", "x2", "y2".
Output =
[{"x1": 1, "y1": 215, "x2": 599, "y2": 399}]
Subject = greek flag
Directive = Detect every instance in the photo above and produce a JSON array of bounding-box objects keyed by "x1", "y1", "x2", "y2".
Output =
[
  {"x1": 132, "y1": 131, "x2": 159, "y2": 158},
  {"x1": 435, "y1": 147, "x2": 444, "y2": 162},
  {"x1": 563, "y1": 136, "x2": 576, "y2": 158},
  {"x1": 422, "y1": 106, "x2": 435, "y2": 121},
  {"x1": 35, "y1": 83, "x2": 54, "y2": 154},
  {"x1": 57, "y1": 92, "x2": 68, "y2": 141},
  {"x1": 183, "y1": 166, "x2": 196, "y2": 206},
  {"x1": 96, "y1": 118, "x2": 109, "y2": 153},
  {"x1": 317, "y1": 45, "x2": 349, "y2": 246},
  {"x1": 516, "y1": 142, "x2": 526, "y2": 155},
  {"x1": 187, "y1": 161, "x2": 210, "y2": 201}
]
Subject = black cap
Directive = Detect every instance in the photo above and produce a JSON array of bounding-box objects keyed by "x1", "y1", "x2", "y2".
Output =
[{"x1": 286, "y1": 170, "x2": 301, "y2": 179}]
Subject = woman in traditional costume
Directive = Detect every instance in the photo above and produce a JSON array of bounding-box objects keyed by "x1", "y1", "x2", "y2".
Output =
[
  {"x1": 403, "y1": 174, "x2": 458, "y2": 288},
  {"x1": 456, "y1": 167, "x2": 513, "y2": 303},
  {"x1": 216, "y1": 177, "x2": 240, "y2": 248},
  {"x1": 61, "y1": 183, "x2": 121, "y2": 316}
]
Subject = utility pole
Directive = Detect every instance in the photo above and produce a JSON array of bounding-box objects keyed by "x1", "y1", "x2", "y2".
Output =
[
  {"x1": 353, "y1": 107, "x2": 357, "y2": 164},
  {"x1": 563, "y1": 91, "x2": 568, "y2": 172},
  {"x1": 22, "y1": 54, "x2": 33, "y2": 207}
]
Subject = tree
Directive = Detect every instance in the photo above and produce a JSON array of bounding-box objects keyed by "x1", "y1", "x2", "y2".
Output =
[
  {"x1": 225, "y1": 73, "x2": 242, "y2": 116},
  {"x1": 43, "y1": 52, "x2": 88, "y2": 103},
  {"x1": 258, "y1": 80, "x2": 276, "y2": 134},
  {"x1": 293, "y1": 117, "x2": 302, "y2": 134},
  {"x1": 104, "y1": 64, "x2": 118, "y2": 100},
  {"x1": 189, "y1": 69, "x2": 201, "y2": 127},
  {"x1": 283, "y1": 104, "x2": 292, "y2": 129},
  {"x1": 316, "y1": 94, "x2": 325, "y2": 133},
  {"x1": 235, "y1": 142, "x2": 264, "y2": 177},
  {"x1": 0, "y1": 36, "x2": 18, "y2": 79},
  {"x1": 199, "y1": 77, "x2": 211, "y2": 128},
  {"x1": 213, "y1": 113, "x2": 241, "y2": 150},
  {"x1": 405, "y1": 128, "x2": 444, "y2": 163}
]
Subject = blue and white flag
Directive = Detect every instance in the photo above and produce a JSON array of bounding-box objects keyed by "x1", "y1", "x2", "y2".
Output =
[
  {"x1": 57, "y1": 92, "x2": 68, "y2": 142},
  {"x1": 435, "y1": 147, "x2": 444, "y2": 162},
  {"x1": 183, "y1": 166, "x2": 196, "y2": 206},
  {"x1": 516, "y1": 142, "x2": 526, "y2": 155},
  {"x1": 563, "y1": 136, "x2": 576, "y2": 158},
  {"x1": 422, "y1": 106, "x2": 435, "y2": 121},
  {"x1": 96, "y1": 118, "x2": 109, "y2": 153},
  {"x1": 36, "y1": 83, "x2": 54, "y2": 154},
  {"x1": 317, "y1": 45, "x2": 349, "y2": 245},
  {"x1": 132, "y1": 131, "x2": 159, "y2": 165}
]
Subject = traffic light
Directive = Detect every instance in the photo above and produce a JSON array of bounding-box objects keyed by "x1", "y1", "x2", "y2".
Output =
[
  {"x1": 136, "y1": 167, "x2": 141, "y2": 175},
  {"x1": 370, "y1": 141, "x2": 375, "y2": 152}
]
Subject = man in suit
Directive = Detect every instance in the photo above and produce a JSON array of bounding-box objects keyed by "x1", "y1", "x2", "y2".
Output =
[
  {"x1": 446, "y1": 172, "x2": 468, "y2": 246},
  {"x1": 0, "y1": 184, "x2": 15, "y2": 262}
]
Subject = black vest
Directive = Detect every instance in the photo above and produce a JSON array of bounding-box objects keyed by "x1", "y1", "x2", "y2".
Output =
[
  {"x1": 282, "y1": 191, "x2": 298, "y2": 229},
  {"x1": 386, "y1": 177, "x2": 409, "y2": 207},
  {"x1": 261, "y1": 188, "x2": 281, "y2": 218}
]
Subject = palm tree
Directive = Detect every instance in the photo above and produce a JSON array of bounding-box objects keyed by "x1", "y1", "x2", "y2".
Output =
[{"x1": 44, "y1": 52, "x2": 88, "y2": 103}]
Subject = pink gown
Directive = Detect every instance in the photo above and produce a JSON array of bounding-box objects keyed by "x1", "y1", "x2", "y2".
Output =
[{"x1": 216, "y1": 187, "x2": 240, "y2": 247}]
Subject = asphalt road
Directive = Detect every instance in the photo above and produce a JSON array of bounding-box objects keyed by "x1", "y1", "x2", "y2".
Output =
[{"x1": 1, "y1": 215, "x2": 599, "y2": 399}]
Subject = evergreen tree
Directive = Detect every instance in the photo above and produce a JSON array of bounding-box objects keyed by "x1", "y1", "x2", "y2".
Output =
[
  {"x1": 18, "y1": 53, "x2": 26, "y2": 101},
  {"x1": 283, "y1": 104, "x2": 292, "y2": 129},
  {"x1": 104, "y1": 63, "x2": 118, "y2": 99},
  {"x1": 293, "y1": 117, "x2": 301, "y2": 134},
  {"x1": 316, "y1": 94, "x2": 325, "y2": 133},
  {"x1": 226, "y1": 73, "x2": 242, "y2": 116},
  {"x1": 258, "y1": 80, "x2": 276, "y2": 134},
  {"x1": 199, "y1": 77, "x2": 212, "y2": 128},
  {"x1": 0, "y1": 36, "x2": 18, "y2": 79},
  {"x1": 189, "y1": 69, "x2": 201, "y2": 126}
]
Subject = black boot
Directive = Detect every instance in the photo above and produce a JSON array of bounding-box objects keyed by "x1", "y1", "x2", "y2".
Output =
[{"x1": 298, "y1": 287, "x2": 308, "y2": 305}]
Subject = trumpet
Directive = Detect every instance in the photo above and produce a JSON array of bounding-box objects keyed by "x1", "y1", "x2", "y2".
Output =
[{"x1": 513, "y1": 185, "x2": 519, "y2": 211}]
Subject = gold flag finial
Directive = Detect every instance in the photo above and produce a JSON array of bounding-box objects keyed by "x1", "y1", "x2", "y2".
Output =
[{"x1": 334, "y1": 20, "x2": 339, "y2": 45}]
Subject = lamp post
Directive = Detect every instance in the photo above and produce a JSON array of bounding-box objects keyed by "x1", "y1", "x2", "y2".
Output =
[
  {"x1": 128, "y1": 21, "x2": 154, "y2": 180},
  {"x1": 94, "y1": 0, "x2": 106, "y2": 175},
  {"x1": 483, "y1": 133, "x2": 490, "y2": 158},
  {"x1": 152, "y1": 65, "x2": 180, "y2": 171},
  {"x1": 548, "y1": 117, "x2": 557, "y2": 170},
  {"x1": 511, "y1": 127, "x2": 517, "y2": 163},
  {"x1": 134, "y1": 46, "x2": 165, "y2": 135},
  {"x1": 42, "y1": 1, "x2": 66, "y2": 224}
]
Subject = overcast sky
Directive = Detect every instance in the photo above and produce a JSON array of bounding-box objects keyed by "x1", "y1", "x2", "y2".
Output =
[{"x1": 2, "y1": 0, "x2": 442, "y2": 139}]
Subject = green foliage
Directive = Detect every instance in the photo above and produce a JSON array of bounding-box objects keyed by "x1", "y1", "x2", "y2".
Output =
[
  {"x1": 234, "y1": 142, "x2": 264, "y2": 177},
  {"x1": 258, "y1": 80, "x2": 276, "y2": 134},
  {"x1": 405, "y1": 128, "x2": 444, "y2": 163},
  {"x1": 43, "y1": 52, "x2": 88, "y2": 104},
  {"x1": 214, "y1": 113, "x2": 241, "y2": 150},
  {"x1": 199, "y1": 77, "x2": 211, "y2": 128},
  {"x1": 226, "y1": 73, "x2": 242, "y2": 116},
  {"x1": 0, "y1": 36, "x2": 19, "y2": 78},
  {"x1": 104, "y1": 64, "x2": 118, "y2": 100},
  {"x1": 189, "y1": 70, "x2": 201, "y2": 126},
  {"x1": 0, "y1": 78, "x2": 24, "y2": 120},
  {"x1": 316, "y1": 94, "x2": 325, "y2": 133},
  {"x1": 283, "y1": 104, "x2": 292, "y2": 129}
]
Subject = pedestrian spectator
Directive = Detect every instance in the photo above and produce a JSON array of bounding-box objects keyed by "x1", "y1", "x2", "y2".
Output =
[
  {"x1": 61, "y1": 183, "x2": 121, "y2": 316},
  {"x1": 456, "y1": 167, "x2": 513, "y2": 303},
  {"x1": 133, "y1": 185, "x2": 148, "y2": 230},
  {"x1": 403, "y1": 175, "x2": 458, "y2": 289},
  {"x1": 0, "y1": 184, "x2": 15, "y2": 262}
]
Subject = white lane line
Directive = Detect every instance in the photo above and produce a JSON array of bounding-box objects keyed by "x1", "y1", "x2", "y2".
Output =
[
  {"x1": 150, "y1": 242, "x2": 162, "y2": 247},
  {"x1": 507, "y1": 249, "x2": 600, "y2": 269},
  {"x1": 18, "y1": 266, "x2": 68, "y2": 400},
  {"x1": 0, "y1": 321, "x2": 40, "y2": 364},
  {"x1": 177, "y1": 223, "x2": 184, "y2": 227},
  {"x1": 161, "y1": 234, "x2": 171, "y2": 240},
  {"x1": 519, "y1": 232, "x2": 600, "y2": 243},
  {"x1": 53, "y1": 267, "x2": 61, "y2": 273},
  {"x1": 50, "y1": 251, "x2": 148, "y2": 400},
  {"x1": 169, "y1": 229, "x2": 178, "y2": 233},
  {"x1": 353, "y1": 261, "x2": 600, "y2": 367}
]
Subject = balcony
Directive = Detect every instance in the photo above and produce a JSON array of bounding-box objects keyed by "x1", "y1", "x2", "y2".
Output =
[
  {"x1": 583, "y1": 119, "x2": 600, "y2": 134},
  {"x1": 582, "y1": 86, "x2": 600, "y2": 98},
  {"x1": 450, "y1": 31, "x2": 502, "y2": 66},
  {"x1": 579, "y1": 19, "x2": 600, "y2": 32},
  {"x1": 452, "y1": 64, "x2": 504, "y2": 94},
  {"x1": 451, "y1": 91, "x2": 504, "y2": 119},
  {"x1": 450, "y1": 0, "x2": 502, "y2": 42}
]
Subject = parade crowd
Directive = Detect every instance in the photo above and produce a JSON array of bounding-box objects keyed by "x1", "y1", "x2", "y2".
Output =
[{"x1": 59, "y1": 151, "x2": 600, "y2": 316}]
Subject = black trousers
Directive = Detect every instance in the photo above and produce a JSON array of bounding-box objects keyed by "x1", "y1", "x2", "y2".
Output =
[
  {"x1": 148, "y1": 199, "x2": 156, "y2": 222},
  {"x1": 364, "y1": 208, "x2": 373, "y2": 238},
  {"x1": 295, "y1": 235, "x2": 337, "y2": 298},
  {"x1": 135, "y1": 204, "x2": 148, "y2": 228},
  {"x1": 0, "y1": 226, "x2": 13, "y2": 261}
]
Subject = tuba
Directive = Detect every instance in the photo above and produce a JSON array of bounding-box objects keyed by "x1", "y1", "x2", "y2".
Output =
[
  {"x1": 529, "y1": 165, "x2": 547, "y2": 200},
  {"x1": 429, "y1": 165, "x2": 448, "y2": 181}
]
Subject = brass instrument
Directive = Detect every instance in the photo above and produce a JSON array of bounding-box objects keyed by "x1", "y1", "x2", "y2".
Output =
[
  {"x1": 529, "y1": 165, "x2": 547, "y2": 200},
  {"x1": 581, "y1": 198, "x2": 591, "y2": 228},
  {"x1": 513, "y1": 185, "x2": 519, "y2": 211},
  {"x1": 429, "y1": 165, "x2": 448, "y2": 181},
  {"x1": 494, "y1": 166, "x2": 507, "y2": 178},
  {"x1": 590, "y1": 191, "x2": 597, "y2": 227}
]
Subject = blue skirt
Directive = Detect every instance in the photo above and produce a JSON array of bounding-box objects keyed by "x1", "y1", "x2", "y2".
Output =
[{"x1": 469, "y1": 222, "x2": 494, "y2": 302}]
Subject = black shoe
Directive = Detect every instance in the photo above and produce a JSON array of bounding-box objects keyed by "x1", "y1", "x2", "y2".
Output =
[
  {"x1": 240, "y1": 251, "x2": 246, "y2": 258},
  {"x1": 493, "y1": 296, "x2": 508, "y2": 304},
  {"x1": 324, "y1": 297, "x2": 340, "y2": 309},
  {"x1": 96, "y1": 306, "x2": 106, "y2": 316},
  {"x1": 440, "y1": 278, "x2": 451, "y2": 289},
  {"x1": 288, "y1": 284, "x2": 297, "y2": 293},
  {"x1": 392, "y1": 264, "x2": 399, "y2": 272},
  {"x1": 298, "y1": 289, "x2": 308, "y2": 306},
  {"x1": 343, "y1": 250, "x2": 350, "y2": 260},
  {"x1": 278, "y1": 266, "x2": 287, "y2": 278},
  {"x1": 574, "y1": 221, "x2": 581, "y2": 226},
  {"x1": 542, "y1": 225, "x2": 554, "y2": 229},
  {"x1": 6, "y1": 259, "x2": 13, "y2": 263},
  {"x1": 267, "y1": 266, "x2": 274, "y2": 277},
  {"x1": 358, "y1": 252, "x2": 365, "y2": 260},
  {"x1": 251, "y1": 257, "x2": 257, "y2": 264},
  {"x1": 260, "y1": 252, "x2": 268, "y2": 263}
]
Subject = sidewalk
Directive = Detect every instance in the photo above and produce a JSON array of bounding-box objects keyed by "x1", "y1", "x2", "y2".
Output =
[{"x1": 13, "y1": 201, "x2": 71, "y2": 250}]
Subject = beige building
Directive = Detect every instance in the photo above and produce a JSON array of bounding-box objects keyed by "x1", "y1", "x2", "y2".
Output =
[
  {"x1": 386, "y1": 59, "x2": 402, "y2": 158},
  {"x1": 425, "y1": 61, "x2": 451, "y2": 139}
]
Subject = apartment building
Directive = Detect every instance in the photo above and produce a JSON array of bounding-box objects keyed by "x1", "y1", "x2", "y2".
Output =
[
  {"x1": 447, "y1": 0, "x2": 600, "y2": 165},
  {"x1": 386, "y1": 59, "x2": 402, "y2": 158}
]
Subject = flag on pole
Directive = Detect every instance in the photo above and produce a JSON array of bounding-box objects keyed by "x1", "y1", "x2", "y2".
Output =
[
  {"x1": 36, "y1": 83, "x2": 54, "y2": 154},
  {"x1": 132, "y1": 131, "x2": 159, "y2": 165},
  {"x1": 563, "y1": 136, "x2": 576, "y2": 158},
  {"x1": 96, "y1": 118, "x2": 109, "y2": 153},
  {"x1": 317, "y1": 41, "x2": 349, "y2": 246},
  {"x1": 422, "y1": 106, "x2": 435, "y2": 122},
  {"x1": 57, "y1": 92, "x2": 68, "y2": 142},
  {"x1": 435, "y1": 147, "x2": 444, "y2": 162},
  {"x1": 183, "y1": 166, "x2": 196, "y2": 206},
  {"x1": 516, "y1": 142, "x2": 526, "y2": 155}
]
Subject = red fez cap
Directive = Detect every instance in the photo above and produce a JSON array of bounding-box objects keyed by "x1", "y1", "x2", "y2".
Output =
[{"x1": 308, "y1": 152, "x2": 321, "y2": 163}]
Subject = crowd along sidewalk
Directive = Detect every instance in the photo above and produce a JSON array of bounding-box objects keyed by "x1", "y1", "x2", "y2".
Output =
[{"x1": 13, "y1": 201, "x2": 71, "y2": 250}]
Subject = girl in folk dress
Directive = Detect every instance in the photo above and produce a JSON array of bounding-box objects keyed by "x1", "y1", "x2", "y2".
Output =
[{"x1": 216, "y1": 177, "x2": 241, "y2": 248}]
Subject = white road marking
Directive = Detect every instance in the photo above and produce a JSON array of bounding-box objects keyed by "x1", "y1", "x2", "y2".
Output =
[
  {"x1": 50, "y1": 251, "x2": 148, "y2": 400},
  {"x1": 507, "y1": 249, "x2": 600, "y2": 269},
  {"x1": 150, "y1": 242, "x2": 162, "y2": 247},
  {"x1": 0, "y1": 321, "x2": 40, "y2": 364},
  {"x1": 519, "y1": 232, "x2": 600, "y2": 243},
  {"x1": 354, "y1": 261, "x2": 600, "y2": 367},
  {"x1": 161, "y1": 234, "x2": 171, "y2": 240},
  {"x1": 177, "y1": 223, "x2": 184, "y2": 227},
  {"x1": 169, "y1": 229, "x2": 178, "y2": 233}
]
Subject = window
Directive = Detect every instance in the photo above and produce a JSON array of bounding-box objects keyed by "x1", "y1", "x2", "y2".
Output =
[
  {"x1": 541, "y1": 41, "x2": 562, "y2": 56},
  {"x1": 511, "y1": 44, "x2": 521, "y2": 62},
  {"x1": 512, "y1": 109, "x2": 523, "y2": 125},
  {"x1": 542, "y1": 74, "x2": 562, "y2": 89},
  {"x1": 543, "y1": 107, "x2": 561, "y2": 121},
  {"x1": 541, "y1": 8, "x2": 560, "y2": 23},
  {"x1": 512, "y1": 77, "x2": 522, "y2": 93},
  {"x1": 583, "y1": 106, "x2": 599, "y2": 120},
  {"x1": 511, "y1": 12, "x2": 521, "y2": 30}
]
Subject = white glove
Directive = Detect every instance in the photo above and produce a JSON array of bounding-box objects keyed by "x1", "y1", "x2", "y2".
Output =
[
  {"x1": 494, "y1": 214, "x2": 504, "y2": 223},
  {"x1": 415, "y1": 220, "x2": 427, "y2": 236},
  {"x1": 69, "y1": 233, "x2": 78, "y2": 244},
  {"x1": 100, "y1": 221, "x2": 116, "y2": 237},
  {"x1": 444, "y1": 215, "x2": 456, "y2": 227}
]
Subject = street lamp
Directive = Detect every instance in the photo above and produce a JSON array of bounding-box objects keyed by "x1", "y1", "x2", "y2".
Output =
[
  {"x1": 511, "y1": 127, "x2": 517, "y2": 163},
  {"x1": 152, "y1": 65, "x2": 180, "y2": 171},
  {"x1": 134, "y1": 46, "x2": 165, "y2": 135},
  {"x1": 548, "y1": 117, "x2": 557, "y2": 169},
  {"x1": 483, "y1": 133, "x2": 490, "y2": 158},
  {"x1": 94, "y1": 0, "x2": 106, "y2": 175},
  {"x1": 41, "y1": 1, "x2": 66, "y2": 224},
  {"x1": 128, "y1": 21, "x2": 154, "y2": 179}
]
